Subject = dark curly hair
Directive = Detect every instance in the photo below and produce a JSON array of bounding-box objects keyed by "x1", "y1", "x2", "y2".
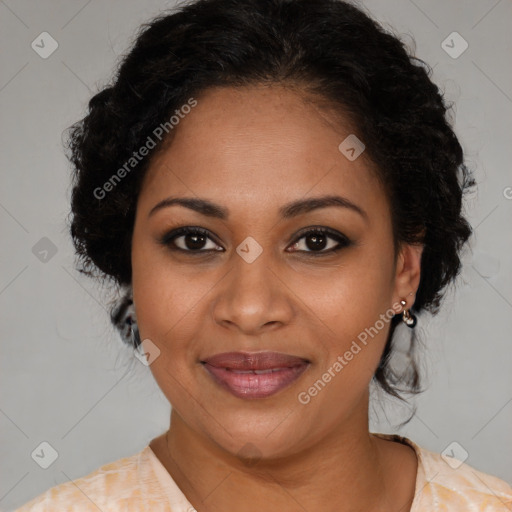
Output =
[{"x1": 65, "y1": 0, "x2": 475, "y2": 404}]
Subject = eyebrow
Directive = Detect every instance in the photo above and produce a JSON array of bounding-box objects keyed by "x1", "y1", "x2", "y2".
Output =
[{"x1": 148, "y1": 195, "x2": 368, "y2": 221}]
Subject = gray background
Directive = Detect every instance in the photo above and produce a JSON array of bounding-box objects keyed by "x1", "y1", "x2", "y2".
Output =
[{"x1": 1, "y1": 0, "x2": 511, "y2": 509}]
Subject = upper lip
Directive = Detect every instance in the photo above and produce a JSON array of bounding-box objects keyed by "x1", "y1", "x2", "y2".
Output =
[{"x1": 201, "y1": 351, "x2": 310, "y2": 370}]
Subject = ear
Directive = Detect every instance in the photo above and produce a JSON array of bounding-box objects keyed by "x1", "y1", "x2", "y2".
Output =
[{"x1": 392, "y1": 242, "x2": 424, "y2": 309}]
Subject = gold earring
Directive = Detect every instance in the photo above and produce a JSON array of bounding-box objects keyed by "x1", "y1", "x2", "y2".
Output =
[{"x1": 400, "y1": 299, "x2": 417, "y2": 328}]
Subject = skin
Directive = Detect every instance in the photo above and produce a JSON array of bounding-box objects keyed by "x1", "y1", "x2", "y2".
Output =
[{"x1": 131, "y1": 84, "x2": 423, "y2": 512}]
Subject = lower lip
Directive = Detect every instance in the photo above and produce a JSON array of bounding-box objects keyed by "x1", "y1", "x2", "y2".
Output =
[{"x1": 202, "y1": 362, "x2": 310, "y2": 399}]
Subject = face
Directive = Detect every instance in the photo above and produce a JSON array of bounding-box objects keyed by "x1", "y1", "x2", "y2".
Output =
[{"x1": 131, "y1": 84, "x2": 422, "y2": 460}]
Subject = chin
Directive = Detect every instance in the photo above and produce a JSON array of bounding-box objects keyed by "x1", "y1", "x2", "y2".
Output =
[{"x1": 203, "y1": 418, "x2": 307, "y2": 463}]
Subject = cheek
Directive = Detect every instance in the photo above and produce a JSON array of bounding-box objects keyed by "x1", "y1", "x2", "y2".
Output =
[
  {"x1": 131, "y1": 244, "x2": 224, "y2": 404},
  {"x1": 131, "y1": 232, "x2": 206, "y2": 334},
  {"x1": 295, "y1": 247, "x2": 395, "y2": 336},
  {"x1": 295, "y1": 278, "x2": 394, "y2": 422},
  {"x1": 132, "y1": 263, "x2": 202, "y2": 407},
  {"x1": 132, "y1": 268, "x2": 208, "y2": 358},
  {"x1": 301, "y1": 250, "x2": 395, "y2": 379}
]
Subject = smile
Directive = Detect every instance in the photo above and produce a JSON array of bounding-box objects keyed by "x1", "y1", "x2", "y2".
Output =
[{"x1": 201, "y1": 362, "x2": 310, "y2": 399}]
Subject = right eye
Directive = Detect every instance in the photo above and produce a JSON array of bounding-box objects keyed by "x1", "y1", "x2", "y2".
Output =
[{"x1": 159, "y1": 226, "x2": 224, "y2": 253}]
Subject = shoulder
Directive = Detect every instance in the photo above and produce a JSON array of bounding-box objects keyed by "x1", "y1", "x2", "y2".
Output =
[
  {"x1": 14, "y1": 446, "x2": 170, "y2": 511},
  {"x1": 415, "y1": 444, "x2": 512, "y2": 511},
  {"x1": 373, "y1": 433, "x2": 512, "y2": 510}
]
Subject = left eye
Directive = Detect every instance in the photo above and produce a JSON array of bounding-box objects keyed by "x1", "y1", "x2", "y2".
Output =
[{"x1": 287, "y1": 229, "x2": 351, "y2": 254}]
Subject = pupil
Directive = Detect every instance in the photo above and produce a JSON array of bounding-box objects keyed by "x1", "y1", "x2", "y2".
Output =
[
  {"x1": 186, "y1": 233, "x2": 206, "y2": 250},
  {"x1": 306, "y1": 233, "x2": 327, "y2": 251}
]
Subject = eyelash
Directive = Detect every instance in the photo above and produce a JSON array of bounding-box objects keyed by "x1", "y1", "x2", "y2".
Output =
[{"x1": 158, "y1": 226, "x2": 352, "y2": 257}]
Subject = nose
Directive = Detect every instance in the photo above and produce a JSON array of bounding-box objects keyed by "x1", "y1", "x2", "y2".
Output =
[{"x1": 211, "y1": 252, "x2": 295, "y2": 336}]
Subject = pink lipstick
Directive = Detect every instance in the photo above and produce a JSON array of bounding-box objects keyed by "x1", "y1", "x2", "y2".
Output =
[{"x1": 201, "y1": 351, "x2": 310, "y2": 399}]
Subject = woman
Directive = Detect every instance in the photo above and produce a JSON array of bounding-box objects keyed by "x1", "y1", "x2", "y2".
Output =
[{"x1": 16, "y1": 0, "x2": 512, "y2": 510}]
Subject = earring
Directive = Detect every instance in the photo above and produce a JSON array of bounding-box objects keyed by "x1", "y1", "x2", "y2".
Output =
[
  {"x1": 400, "y1": 299, "x2": 417, "y2": 328},
  {"x1": 118, "y1": 294, "x2": 140, "y2": 347},
  {"x1": 130, "y1": 323, "x2": 141, "y2": 347},
  {"x1": 126, "y1": 298, "x2": 141, "y2": 348}
]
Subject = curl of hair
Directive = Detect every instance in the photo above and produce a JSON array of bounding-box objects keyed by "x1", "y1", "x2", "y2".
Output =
[{"x1": 65, "y1": 0, "x2": 475, "y2": 406}]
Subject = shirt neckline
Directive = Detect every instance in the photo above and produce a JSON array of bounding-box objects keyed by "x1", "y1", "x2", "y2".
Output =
[
  {"x1": 147, "y1": 445, "x2": 195, "y2": 510},
  {"x1": 146, "y1": 432, "x2": 427, "y2": 511}
]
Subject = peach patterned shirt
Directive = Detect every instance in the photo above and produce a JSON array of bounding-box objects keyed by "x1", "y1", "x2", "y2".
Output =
[{"x1": 15, "y1": 433, "x2": 512, "y2": 511}]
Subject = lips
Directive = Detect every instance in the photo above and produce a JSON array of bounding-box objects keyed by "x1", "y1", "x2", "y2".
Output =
[
  {"x1": 202, "y1": 351, "x2": 309, "y2": 370},
  {"x1": 200, "y1": 351, "x2": 310, "y2": 399}
]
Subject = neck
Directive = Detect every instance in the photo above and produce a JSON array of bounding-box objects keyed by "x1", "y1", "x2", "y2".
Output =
[{"x1": 150, "y1": 394, "x2": 415, "y2": 512}]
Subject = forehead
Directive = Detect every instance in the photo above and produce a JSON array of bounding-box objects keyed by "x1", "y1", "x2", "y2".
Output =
[{"x1": 138, "y1": 85, "x2": 387, "y2": 219}]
